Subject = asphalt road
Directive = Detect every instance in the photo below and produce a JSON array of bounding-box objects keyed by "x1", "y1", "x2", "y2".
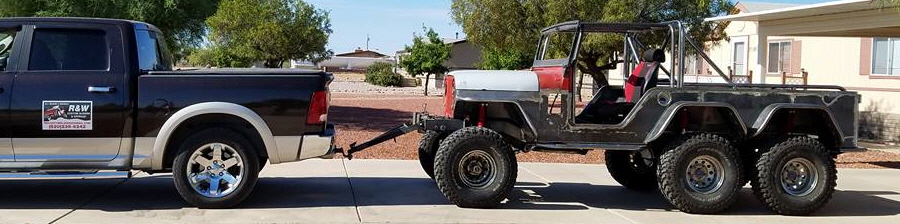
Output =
[{"x1": 1, "y1": 159, "x2": 899, "y2": 224}]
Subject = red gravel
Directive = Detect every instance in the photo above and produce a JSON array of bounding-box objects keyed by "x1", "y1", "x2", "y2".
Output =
[{"x1": 330, "y1": 93, "x2": 900, "y2": 169}]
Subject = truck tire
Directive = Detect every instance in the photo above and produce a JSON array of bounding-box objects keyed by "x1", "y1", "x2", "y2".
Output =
[
  {"x1": 751, "y1": 136, "x2": 836, "y2": 215},
  {"x1": 173, "y1": 128, "x2": 260, "y2": 209},
  {"x1": 418, "y1": 131, "x2": 446, "y2": 179},
  {"x1": 605, "y1": 150, "x2": 656, "y2": 191},
  {"x1": 657, "y1": 134, "x2": 743, "y2": 214},
  {"x1": 434, "y1": 126, "x2": 517, "y2": 208}
]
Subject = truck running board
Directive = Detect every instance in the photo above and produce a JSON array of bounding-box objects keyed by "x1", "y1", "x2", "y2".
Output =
[{"x1": 0, "y1": 170, "x2": 131, "y2": 180}]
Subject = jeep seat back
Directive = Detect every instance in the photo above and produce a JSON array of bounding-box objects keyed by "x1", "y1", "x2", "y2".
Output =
[{"x1": 624, "y1": 49, "x2": 664, "y2": 102}]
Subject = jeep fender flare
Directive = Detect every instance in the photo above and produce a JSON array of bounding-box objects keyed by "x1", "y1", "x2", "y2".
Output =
[
  {"x1": 455, "y1": 99, "x2": 540, "y2": 140},
  {"x1": 750, "y1": 103, "x2": 844, "y2": 140},
  {"x1": 644, "y1": 102, "x2": 748, "y2": 144},
  {"x1": 150, "y1": 102, "x2": 278, "y2": 170}
]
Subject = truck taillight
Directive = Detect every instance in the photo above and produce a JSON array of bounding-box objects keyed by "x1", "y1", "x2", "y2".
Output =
[
  {"x1": 443, "y1": 75, "x2": 455, "y2": 117},
  {"x1": 307, "y1": 90, "x2": 329, "y2": 125}
]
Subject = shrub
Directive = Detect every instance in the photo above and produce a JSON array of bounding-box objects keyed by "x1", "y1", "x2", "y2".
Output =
[{"x1": 365, "y1": 62, "x2": 402, "y2": 87}]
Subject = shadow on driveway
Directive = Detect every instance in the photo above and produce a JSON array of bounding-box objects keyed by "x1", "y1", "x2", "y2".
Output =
[{"x1": 1, "y1": 176, "x2": 898, "y2": 217}]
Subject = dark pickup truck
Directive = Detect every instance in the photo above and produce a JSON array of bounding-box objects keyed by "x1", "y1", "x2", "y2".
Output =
[{"x1": 0, "y1": 17, "x2": 335, "y2": 208}]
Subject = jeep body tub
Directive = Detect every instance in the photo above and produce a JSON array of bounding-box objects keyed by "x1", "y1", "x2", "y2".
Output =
[{"x1": 347, "y1": 21, "x2": 860, "y2": 215}]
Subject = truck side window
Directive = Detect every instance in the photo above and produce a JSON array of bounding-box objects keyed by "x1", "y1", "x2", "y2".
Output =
[
  {"x1": 136, "y1": 29, "x2": 173, "y2": 71},
  {"x1": 29, "y1": 28, "x2": 109, "y2": 71},
  {"x1": 0, "y1": 28, "x2": 15, "y2": 70}
]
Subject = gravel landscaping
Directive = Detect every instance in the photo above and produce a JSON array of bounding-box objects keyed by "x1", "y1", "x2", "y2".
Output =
[{"x1": 330, "y1": 72, "x2": 425, "y2": 95}]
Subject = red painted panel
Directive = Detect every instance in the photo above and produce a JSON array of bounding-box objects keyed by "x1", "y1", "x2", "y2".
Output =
[
  {"x1": 533, "y1": 66, "x2": 570, "y2": 91},
  {"x1": 443, "y1": 75, "x2": 455, "y2": 117}
]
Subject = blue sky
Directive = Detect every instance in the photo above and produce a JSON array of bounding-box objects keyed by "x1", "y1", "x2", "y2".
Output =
[
  {"x1": 305, "y1": 0, "x2": 462, "y2": 55},
  {"x1": 305, "y1": 0, "x2": 835, "y2": 55}
]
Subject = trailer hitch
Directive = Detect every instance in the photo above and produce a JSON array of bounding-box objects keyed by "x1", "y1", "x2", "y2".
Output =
[{"x1": 343, "y1": 123, "x2": 419, "y2": 160}]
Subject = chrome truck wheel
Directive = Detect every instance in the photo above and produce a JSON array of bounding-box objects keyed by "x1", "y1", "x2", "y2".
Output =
[
  {"x1": 173, "y1": 128, "x2": 260, "y2": 208},
  {"x1": 187, "y1": 143, "x2": 245, "y2": 197},
  {"x1": 752, "y1": 136, "x2": 836, "y2": 215}
]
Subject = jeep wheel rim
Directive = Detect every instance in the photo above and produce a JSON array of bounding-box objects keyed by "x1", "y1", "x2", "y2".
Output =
[
  {"x1": 458, "y1": 150, "x2": 497, "y2": 189},
  {"x1": 187, "y1": 143, "x2": 245, "y2": 198},
  {"x1": 685, "y1": 155, "x2": 725, "y2": 194},
  {"x1": 780, "y1": 157, "x2": 818, "y2": 196}
]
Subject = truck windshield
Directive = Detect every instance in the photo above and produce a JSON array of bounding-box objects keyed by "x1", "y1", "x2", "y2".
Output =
[
  {"x1": 135, "y1": 29, "x2": 173, "y2": 71},
  {"x1": 536, "y1": 32, "x2": 577, "y2": 61}
]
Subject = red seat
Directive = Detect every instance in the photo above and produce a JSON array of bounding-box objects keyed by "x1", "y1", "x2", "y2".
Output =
[{"x1": 624, "y1": 49, "x2": 664, "y2": 102}]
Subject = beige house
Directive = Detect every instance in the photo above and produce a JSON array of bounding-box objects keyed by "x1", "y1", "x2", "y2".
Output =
[{"x1": 703, "y1": 0, "x2": 900, "y2": 141}]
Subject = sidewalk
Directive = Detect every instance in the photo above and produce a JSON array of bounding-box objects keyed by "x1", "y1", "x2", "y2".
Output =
[{"x1": 1, "y1": 159, "x2": 899, "y2": 224}]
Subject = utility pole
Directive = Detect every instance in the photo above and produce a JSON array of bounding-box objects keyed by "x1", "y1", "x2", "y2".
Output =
[{"x1": 366, "y1": 33, "x2": 370, "y2": 50}]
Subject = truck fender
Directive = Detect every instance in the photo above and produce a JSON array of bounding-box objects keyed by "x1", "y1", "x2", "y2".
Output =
[
  {"x1": 750, "y1": 103, "x2": 844, "y2": 139},
  {"x1": 644, "y1": 102, "x2": 748, "y2": 144},
  {"x1": 150, "y1": 102, "x2": 278, "y2": 170}
]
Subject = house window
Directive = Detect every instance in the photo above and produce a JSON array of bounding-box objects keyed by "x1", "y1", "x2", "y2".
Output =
[
  {"x1": 767, "y1": 41, "x2": 791, "y2": 74},
  {"x1": 872, "y1": 38, "x2": 900, "y2": 75},
  {"x1": 733, "y1": 42, "x2": 746, "y2": 76},
  {"x1": 685, "y1": 54, "x2": 703, "y2": 76}
]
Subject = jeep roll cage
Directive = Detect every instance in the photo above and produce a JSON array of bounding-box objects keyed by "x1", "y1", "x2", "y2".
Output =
[{"x1": 537, "y1": 20, "x2": 846, "y2": 92}]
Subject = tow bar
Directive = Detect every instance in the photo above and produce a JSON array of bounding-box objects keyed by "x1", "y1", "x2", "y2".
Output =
[
  {"x1": 342, "y1": 123, "x2": 419, "y2": 160},
  {"x1": 339, "y1": 112, "x2": 465, "y2": 160}
]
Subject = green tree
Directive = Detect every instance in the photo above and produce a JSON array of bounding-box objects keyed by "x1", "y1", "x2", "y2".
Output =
[
  {"x1": 399, "y1": 28, "x2": 451, "y2": 96},
  {"x1": 478, "y1": 48, "x2": 533, "y2": 70},
  {"x1": 205, "y1": 0, "x2": 332, "y2": 68},
  {"x1": 873, "y1": 0, "x2": 900, "y2": 9},
  {"x1": 452, "y1": 0, "x2": 734, "y2": 86},
  {"x1": 0, "y1": 0, "x2": 221, "y2": 61},
  {"x1": 186, "y1": 46, "x2": 254, "y2": 68}
]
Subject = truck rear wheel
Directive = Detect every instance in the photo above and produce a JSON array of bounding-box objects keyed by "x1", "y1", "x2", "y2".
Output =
[
  {"x1": 173, "y1": 128, "x2": 260, "y2": 208},
  {"x1": 605, "y1": 150, "x2": 656, "y2": 191},
  {"x1": 752, "y1": 136, "x2": 836, "y2": 215},
  {"x1": 657, "y1": 134, "x2": 743, "y2": 214},
  {"x1": 434, "y1": 127, "x2": 517, "y2": 208},
  {"x1": 418, "y1": 131, "x2": 446, "y2": 179}
]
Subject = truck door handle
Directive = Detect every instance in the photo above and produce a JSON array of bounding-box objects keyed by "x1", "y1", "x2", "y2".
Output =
[{"x1": 88, "y1": 86, "x2": 116, "y2": 93}]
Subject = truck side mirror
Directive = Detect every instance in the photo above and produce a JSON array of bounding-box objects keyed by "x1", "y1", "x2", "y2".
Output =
[{"x1": 0, "y1": 56, "x2": 7, "y2": 70}]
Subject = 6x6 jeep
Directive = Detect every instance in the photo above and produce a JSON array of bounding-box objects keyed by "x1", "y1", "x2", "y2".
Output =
[{"x1": 346, "y1": 21, "x2": 861, "y2": 215}]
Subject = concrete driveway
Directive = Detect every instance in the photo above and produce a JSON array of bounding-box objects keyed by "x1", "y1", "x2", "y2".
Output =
[{"x1": 1, "y1": 159, "x2": 899, "y2": 224}]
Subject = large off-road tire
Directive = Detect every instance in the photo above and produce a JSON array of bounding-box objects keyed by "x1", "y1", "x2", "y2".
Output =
[
  {"x1": 752, "y1": 136, "x2": 836, "y2": 215},
  {"x1": 434, "y1": 127, "x2": 517, "y2": 208},
  {"x1": 605, "y1": 150, "x2": 657, "y2": 191},
  {"x1": 173, "y1": 128, "x2": 260, "y2": 209},
  {"x1": 418, "y1": 131, "x2": 446, "y2": 179},
  {"x1": 657, "y1": 134, "x2": 744, "y2": 214}
]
